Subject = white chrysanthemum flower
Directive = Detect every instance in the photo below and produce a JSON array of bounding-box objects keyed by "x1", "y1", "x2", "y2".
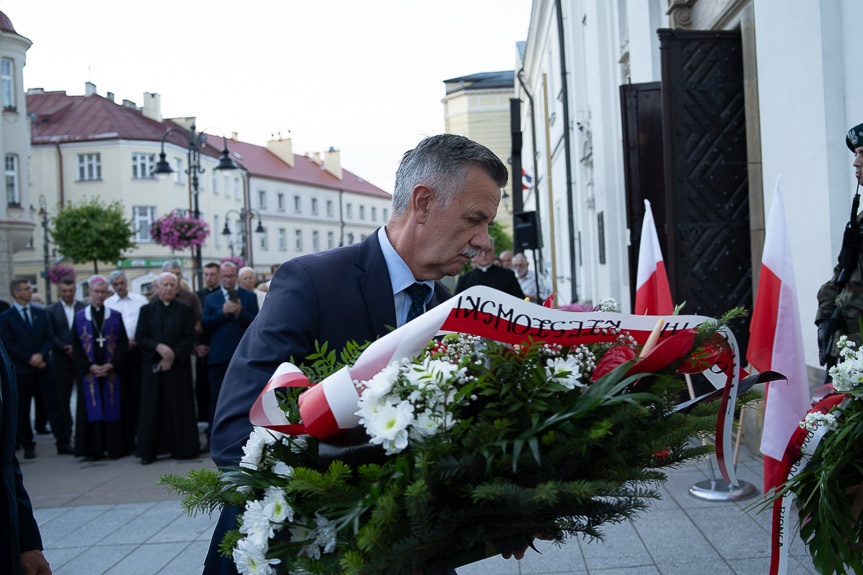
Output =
[
  {"x1": 262, "y1": 486, "x2": 294, "y2": 524},
  {"x1": 272, "y1": 461, "x2": 294, "y2": 478},
  {"x1": 233, "y1": 537, "x2": 280, "y2": 575},
  {"x1": 829, "y1": 337, "x2": 863, "y2": 394},
  {"x1": 355, "y1": 392, "x2": 384, "y2": 424},
  {"x1": 297, "y1": 514, "x2": 336, "y2": 559},
  {"x1": 287, "y1": 434, "x2": 308, "y2": 454},
  {"x1": 598, "y1": 298, "x2": 618, "y2": 312},
  {"x1": 545, "y1": 356, "x2": 586, "y2": 390},
  {"x1": 360, "y1": 361, "x2": 403, "y2": 398},
  {"x1": 240, "y1": 500, "x2": 276, "y2": 547},
  {"x1": 365, "y1": 400, "x2": 414, "y2": 455},
  {"x1": 411, "y1": 409, "x2": 442, "y2": 439},
  {"x1": 240, "y1": 428, "x2": 267, "y2": 470}
]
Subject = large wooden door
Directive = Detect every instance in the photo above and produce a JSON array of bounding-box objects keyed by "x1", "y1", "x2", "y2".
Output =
[{"x1": 661, "y1": 28, "x2": 752, "y2": 352}]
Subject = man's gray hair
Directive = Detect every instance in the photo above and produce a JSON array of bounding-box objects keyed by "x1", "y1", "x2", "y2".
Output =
[
  {"x1": 390, "y1": 134, "x2": 508, "y2": 218},
  {"x1": 88, "y1": 274, "x2": 108, "y2": 286},
  {"x1": 107, "y1": 270, "x2": 126, "y2": 282},
  {"x1": 238, "y1": 266, "x2": 255, "y2": 276},
  {"x1": 220, "y1": 260, "x2": 238, "y2": 271},
  {"x1": 162, "y1": 259, "x2": 183, "y2": 272}
]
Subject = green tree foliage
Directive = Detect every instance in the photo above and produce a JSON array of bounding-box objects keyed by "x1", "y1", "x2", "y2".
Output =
[
  {"x1": 489, "y1": 221, "x2": 512, "y2": 254},
  {"x1": 50, "y1": 197, "x2": 136, "y2": 274}
]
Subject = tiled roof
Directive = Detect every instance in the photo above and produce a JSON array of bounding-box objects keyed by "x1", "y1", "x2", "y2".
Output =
[
  {"x1": 26, "y1": 91, "x2": 390, "y2": 198},
  {"x1": 28, "y1": 92, "x2": 194, "y2": 151},
  {"x1": 0, "y1": 11, "x2": 17, "y2": 34},
  {"x1": 204, "y1": 138, "x2": 390, "y2": 198}
]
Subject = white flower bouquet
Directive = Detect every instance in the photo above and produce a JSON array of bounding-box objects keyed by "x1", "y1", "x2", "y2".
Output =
[{"x1": 163, "y1": 302, "x2": 753, "y2": 575}]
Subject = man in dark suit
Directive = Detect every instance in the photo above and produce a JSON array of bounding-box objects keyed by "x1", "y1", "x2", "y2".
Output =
[
  {"x1": 202, "y1": 261, "x2": 259, "y2": 437},
  {"x1": 0, "y1": 339, "x2": 52, "y2": 574},
  {"x1": 204, "y1": 134, "x2": 509, "y2": 574},
  {"x1": 455, "y1": 237, "x2": 525, "y2": 299},
  {"x1": 47, "y1": 277, "x2": 84, "y2": 436},
  {"x1": 0, "y1": 278, "x2": 72, "y2": 458}
]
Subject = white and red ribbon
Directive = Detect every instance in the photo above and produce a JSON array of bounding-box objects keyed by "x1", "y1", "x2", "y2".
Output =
[
  {"x1": 768, "y1": 393, "x2": 849, "y2": 575},
  {"x1": 248, "y1": 286, "x2": 741, "y2": 480}
]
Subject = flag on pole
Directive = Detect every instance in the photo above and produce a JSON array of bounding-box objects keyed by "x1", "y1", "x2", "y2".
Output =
[
  {"x1": 748, "y1": 175, "x2": 810, "y2": 492},
  {"x1": 635, "y1": 200, "x2": 673, "y2": 315},
  {"x1": 522, "y1": 169, "x2": 533, "y2": 190}
]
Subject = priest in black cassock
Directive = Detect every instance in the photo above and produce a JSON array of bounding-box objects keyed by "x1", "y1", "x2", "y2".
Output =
[
  {"x1": 135, "y1": 272, "x2": 199, "y2": 464},
  {"x1": 71, "y1": 275, "x2": 129, "y2": 460},
  {"x1": 455, "y1": 237, "x2": 525, "y2": 299}
]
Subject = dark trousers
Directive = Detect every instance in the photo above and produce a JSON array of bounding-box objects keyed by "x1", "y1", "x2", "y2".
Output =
[
  {"x1": 207, "y1": 362, "x2": 229, "y2": 436},
  {"x1": 17, "y1": 369, "x2": 69, "y2": 448},
  {"x1": 52, "y1": 363, "x2": 76, "y2": 434}
]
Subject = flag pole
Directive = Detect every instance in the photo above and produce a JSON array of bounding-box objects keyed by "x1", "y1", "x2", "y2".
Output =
[{"x1": 541, "y1": 74, "x2": 559, "y2": 301}]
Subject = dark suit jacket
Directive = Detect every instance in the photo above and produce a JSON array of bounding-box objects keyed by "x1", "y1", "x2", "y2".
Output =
[
  {"x1": 0, "y1": 339, "x2": 42, "y2": 575},
  {"x1": 196, "y1": 287, "x2": 219, "y2": 346},
  {"x1": 48, "y1": 300, "x2": 85, "y2": 370},
  {"x1": 210, "y1": 231, "x2": 451, "y2": 468},
  {"x1": 202, "y1": 287, "x2": 259, "y2": 365},
  {"x1": 455, "y1": 265, "x2": 525, "y2": 299},
  {"x1": 0, "y1": 306, "x2": 54, "y2": 376}
]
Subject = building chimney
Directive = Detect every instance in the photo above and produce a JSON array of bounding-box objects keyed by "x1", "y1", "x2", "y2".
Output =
[
  {"x1": 122, "y1": 99, "x2": 137, "y2": 109},
  {"x1": 170, "y1": 117, "x2": 195, "y2": 131},
  {"x1": 266, "y1": 137, "x2": 294, "y2": 168},
  {"x1": 106, "y1": 91, "x2": 114, "y2": 102},
  {"x1": 323, "y1": 147, "x2": 342, "y2": 180},
  {"x1": 311, "y1": 152, "x2": 322, "y2": 166},
  {"x1": 85, "y1": 81, "x2": 97, "y2": 96},
  {"x1": 231, "y1": 131, "x2": 238, "y2": 141},
  {"x1": 142, "y1": 92, "x2": 161, "y2": 122}
]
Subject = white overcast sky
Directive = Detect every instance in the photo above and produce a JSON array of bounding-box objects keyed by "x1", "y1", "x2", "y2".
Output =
[{"x1": 3, "y1": 0, "x2": 532, "y2": 192}]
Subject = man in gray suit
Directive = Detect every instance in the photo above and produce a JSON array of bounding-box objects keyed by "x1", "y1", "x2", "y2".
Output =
[{"x1": 48, "y1": 277, "x2": 84, "y2": 436}]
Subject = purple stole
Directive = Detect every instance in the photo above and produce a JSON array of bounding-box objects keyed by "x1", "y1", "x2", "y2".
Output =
[{"x1": 75, "y1": 306, "x2": 123, "y2": 422}]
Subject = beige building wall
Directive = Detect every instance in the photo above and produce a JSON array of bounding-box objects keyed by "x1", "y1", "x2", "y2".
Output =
[
  {"x1": 16, "y1": 137, "x2": 248, "y2": 298},
  {"x1": 0, "y1": 24, "x2": 34, "y2": 297},
  {"x1": 443, "y1": 88, "x2": 515, "y2": 234}
]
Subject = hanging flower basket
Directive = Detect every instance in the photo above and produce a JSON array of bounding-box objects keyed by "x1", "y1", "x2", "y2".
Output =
[
  {"x1": 221, "y1": 255, "x2": 246, "y2": 269},
  {"x1": 150, "y1": 213, "x2": 210, "y2": 251},
  {"x1": 46, "y1": 265, "x2": 76, "y2": 284}
]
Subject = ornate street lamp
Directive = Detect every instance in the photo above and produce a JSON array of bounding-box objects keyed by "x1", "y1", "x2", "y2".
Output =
[
  {"x1": 152, "y1": 123, "x2": 237, "y2": 289},
  {"x1": 222, "y1": 208, "x2": 264, "y2": 265},
  {"x1": 38, "y1": 194, "x2": 52, "y2": 304}
]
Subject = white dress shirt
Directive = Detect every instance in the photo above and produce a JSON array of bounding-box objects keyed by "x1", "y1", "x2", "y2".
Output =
[{"x1": 105, "y1": 291, "x2": 148, "y2": 338}]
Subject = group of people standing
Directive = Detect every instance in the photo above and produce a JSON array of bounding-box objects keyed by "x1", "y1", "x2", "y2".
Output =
[
  {"x1": 455, "y1": 238, "x2": 550, "y2": 303},
  {"x1": 0, "y1": 258, "x2": 259, "y2": 466}
]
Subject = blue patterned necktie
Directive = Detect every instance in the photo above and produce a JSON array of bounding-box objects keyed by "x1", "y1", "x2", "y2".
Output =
[{"x1": 405, "y1": 283, "x2": 430, "y2": 323}]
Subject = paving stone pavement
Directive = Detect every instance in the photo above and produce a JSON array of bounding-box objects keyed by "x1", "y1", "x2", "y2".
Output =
[{"x1": 22, "y1": 429, "x2": 819, "y2": 575}]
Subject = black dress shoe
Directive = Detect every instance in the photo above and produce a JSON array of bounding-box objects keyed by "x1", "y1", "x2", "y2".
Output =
[
  {"x1": 56, "y1": 442, "x2": 74, "y2": 455},
  {"x1": 24, "y1": 446, "x2": 36, "y2": 459}
]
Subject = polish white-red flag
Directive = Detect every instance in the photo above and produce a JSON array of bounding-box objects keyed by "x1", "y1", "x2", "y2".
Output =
[
  {"x1": 747, "y1": 175, "x2": 810, "y2": 492},
  {"x1": 635, "y1": 200, "x2": 673, "y2": 315}
]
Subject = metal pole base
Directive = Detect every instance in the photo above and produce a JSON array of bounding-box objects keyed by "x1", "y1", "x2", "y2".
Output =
[{"x1": 689, "y1": 479, "x2": 758, "y2": 502}]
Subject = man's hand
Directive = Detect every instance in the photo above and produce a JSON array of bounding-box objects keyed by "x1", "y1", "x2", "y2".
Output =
[
  {"x1": 156, "y1": 343, "x2": 175, "y2": 362},
  {"x1": 21, "y1": 549, "x2": 52, "y2": 574},
  {"x1": 63, "y1": 344, "x2": 73, "y2": 357},
  {"x1": 196, "y1": 344, "x2": 210, "y2": 358},
  {"x1": 222, "y1": 301, "x2": 242, "y2": 317},
  {"x1": 157, "y1": 357, "x2": 173, "y2": 372},
  {"x1": 28, "y1": 353, "x2": 45, "y2": 368}
]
